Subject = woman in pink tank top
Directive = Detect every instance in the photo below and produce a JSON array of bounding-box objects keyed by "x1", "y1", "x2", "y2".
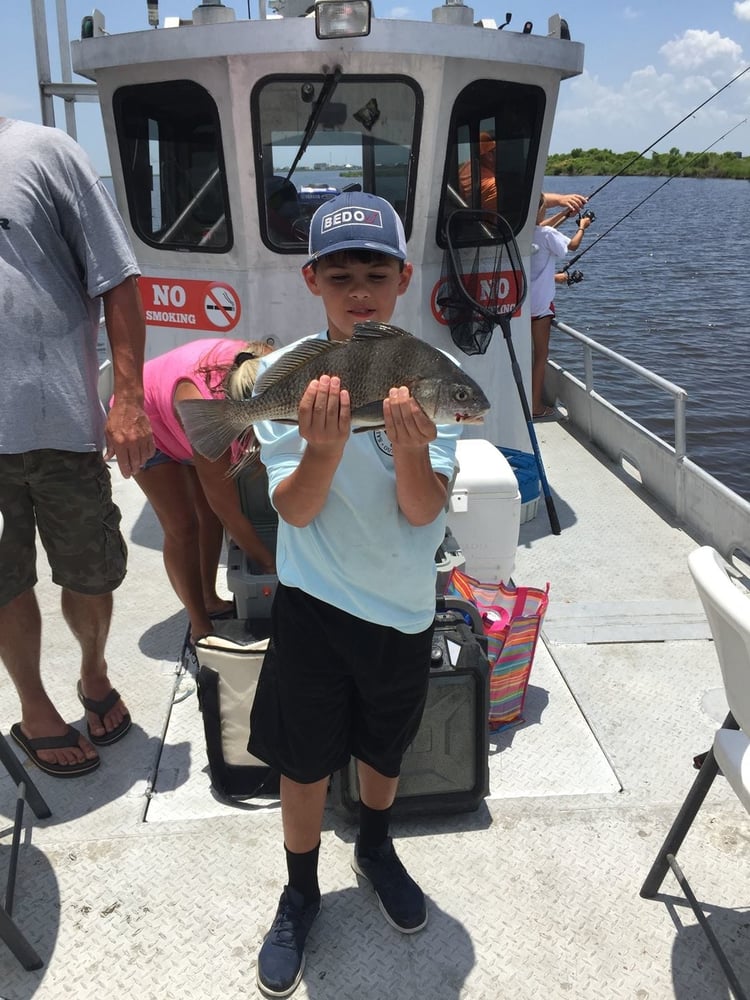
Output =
[{"x1": 115, "y1": 338, "x2": 276, "y2": 644}]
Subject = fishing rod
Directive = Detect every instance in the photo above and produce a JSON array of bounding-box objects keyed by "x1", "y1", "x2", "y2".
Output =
[
  {"x1": 564, "y1": 118, "x2": 748, "y2": 272},
  {"x1": 585, "y1": 64, "x2": 750, "y2": 202}
]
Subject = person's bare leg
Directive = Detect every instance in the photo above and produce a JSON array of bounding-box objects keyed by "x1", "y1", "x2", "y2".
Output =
[
  {"x1": 531, "y1": 315, "x2": 553, "y2": 415},
  {"x1": 134, "y1": 464, "x2": 213, "y2": 641},
  {"x1": 61, "y1": 588, "x2": 129, "y2": 740},
  {"x1": 280, "y1": 776, "x2": 329, "y2": 853},
  {"x1": 0, "y1": 588, "x2": 98, "y2": 766},
  {"x1": 188, "y1": 468, "x2": 233, "y2": 617},
  {"x1": 357, "y1": 761, "x2": 399, "y2": 810}
]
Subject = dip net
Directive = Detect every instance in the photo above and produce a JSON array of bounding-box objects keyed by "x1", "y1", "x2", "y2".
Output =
[{"x1": 439, "y1": 209, "x2": 526, "y2": 356}]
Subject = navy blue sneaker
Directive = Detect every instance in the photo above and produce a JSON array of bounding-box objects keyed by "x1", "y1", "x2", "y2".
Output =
[
  {"x1": 352, "y1": 836, "x2": 427, "y2": 933},
  {"x1": 256, "y1": 886, "x2": 321, "y2": 997}
]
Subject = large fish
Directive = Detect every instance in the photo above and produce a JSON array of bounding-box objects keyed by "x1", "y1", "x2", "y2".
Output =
[{"x1": 176, "y1": 321, "x2": 490, "y2": 465}]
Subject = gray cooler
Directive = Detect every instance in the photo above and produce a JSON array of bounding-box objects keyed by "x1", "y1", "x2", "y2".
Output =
[{"x1": 226, "y1": 465, "x2": 278, "y2": 621}]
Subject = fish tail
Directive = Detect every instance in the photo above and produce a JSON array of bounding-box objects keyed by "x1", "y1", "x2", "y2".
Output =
[{"x1": 175, "y1": 398, "x2": 254, "y2": 461}]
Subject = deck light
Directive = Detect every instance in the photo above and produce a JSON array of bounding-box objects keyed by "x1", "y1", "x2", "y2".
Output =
[{"x1": 315, "y1": 0, "x2": 371, "y2": 39}]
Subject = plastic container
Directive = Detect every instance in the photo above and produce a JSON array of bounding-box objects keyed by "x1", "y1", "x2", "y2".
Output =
[
  {"x1": 225, "y1": 467, "x2": 278, "y2": 620},
  {"x1": 498, "y1": 447, "x2": 540, "y2": 524},
  {"x1": 446, "y1": 440, "x2": 521, "y2": 583},
  {"x1": 225, "y1": 543, "x2": 277, "y2": 620}
]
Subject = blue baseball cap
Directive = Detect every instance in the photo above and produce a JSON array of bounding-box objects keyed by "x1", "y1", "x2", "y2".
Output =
[{"x1": 306, "y1": 192, "x2": 407, "y2": 266}]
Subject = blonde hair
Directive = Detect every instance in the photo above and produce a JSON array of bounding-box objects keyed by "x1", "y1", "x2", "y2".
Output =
[
  {"x1": 222, "y1": 340, "x2": 276, "y2": 399},
  {"x1": 223, "y1": 340, "x2": 276, "y2": 476}
]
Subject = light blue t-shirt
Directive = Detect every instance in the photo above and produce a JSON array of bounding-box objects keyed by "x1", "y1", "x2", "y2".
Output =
[{"x1": 254, "y1": 331, "x2": 461, "y2": 633}]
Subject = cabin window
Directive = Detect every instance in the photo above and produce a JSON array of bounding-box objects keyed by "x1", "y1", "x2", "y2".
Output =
[
  {"x1": 113, "y1": 80, "x2": 232, "y2": 252},
  {"x1": 252, "y1": 74, "x2": 422, "y2": 253},
  {"x1": 437, "y1": 80, "x2": 545, "y2": 243}
]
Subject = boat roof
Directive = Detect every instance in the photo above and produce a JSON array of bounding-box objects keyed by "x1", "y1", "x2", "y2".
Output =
[
  {"x1": 1, "y1": 416, "x2": 746, "y2": 998},
  {"x1": 70, "y1": 13, "x2": 584, "y2": 80}
]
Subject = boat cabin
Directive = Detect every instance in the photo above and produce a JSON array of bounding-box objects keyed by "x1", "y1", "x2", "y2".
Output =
[{"x1": 68, "y1": 0, "x2": 583, "y2": 448}]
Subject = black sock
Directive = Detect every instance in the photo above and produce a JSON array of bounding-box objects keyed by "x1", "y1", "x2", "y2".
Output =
[
  {"x1": 358, "y1": 801, "x2": 392, "y2": 853},
  {"x1": 285, "y1": 842, "x2": 321, "y2": 905}
]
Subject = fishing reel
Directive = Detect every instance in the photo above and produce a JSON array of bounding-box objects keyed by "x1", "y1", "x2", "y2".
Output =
[
  {"x1": 578, "y1": 209, "x2": 596, "y2": 224},
  {"x1": 566, "y1": 269, "x2": 584, "y2": 286}
]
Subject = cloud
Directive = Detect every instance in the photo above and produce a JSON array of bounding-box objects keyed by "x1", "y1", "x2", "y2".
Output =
[
  {"x1": 734, "y1": 1, "x2": 750, "y2": 21},
  {"x1": 388, "y1": 6, "x2": 412, "y2": 17},
  {"x1": 622, "y1": 6, "x2": 640, "y2": 19},
  {"x1": 660, "y1": 29, "x2": 743, "y2": 71},
  {"x1": 550, "y1": 56, "x2": 749, "y2": 156}
]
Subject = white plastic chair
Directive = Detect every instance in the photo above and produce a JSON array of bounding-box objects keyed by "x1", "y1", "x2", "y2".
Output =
[{"x1": 640, "y1": 545, "x2": 750, "y2": 1000}]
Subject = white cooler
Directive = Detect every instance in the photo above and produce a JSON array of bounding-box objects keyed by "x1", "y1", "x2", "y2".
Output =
[{"x1": 446, "y1": 439, "x2": 521, "y2": 584}]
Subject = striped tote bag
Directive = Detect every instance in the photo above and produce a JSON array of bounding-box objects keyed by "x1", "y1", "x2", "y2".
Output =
[{"x1": 445, "y1": 568, "x2": 549, "y2": 731}]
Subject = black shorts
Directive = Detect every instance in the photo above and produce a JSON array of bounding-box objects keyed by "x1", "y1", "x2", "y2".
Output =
[
  {"x1": 248, "y1": 583, "x2": 433, "y2": 784},
  {"x1": 0, "y1": 450, "x2": 127, "y2": 607}
]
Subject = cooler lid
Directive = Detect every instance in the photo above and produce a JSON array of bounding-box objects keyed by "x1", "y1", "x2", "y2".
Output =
[{"x1": 452, "y1": 439, "x2": 520, "y2": 499}]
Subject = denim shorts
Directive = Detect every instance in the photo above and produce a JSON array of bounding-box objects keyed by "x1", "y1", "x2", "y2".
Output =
[
  {"x1": 140, "y1": 448, "x2": 192, "y2": 471},
  {"x1": 0, "y1": 450, "x2": 127, "y2": 607},
  {"x1": 248, "y1": 582, "x2": 432, "y2": 783}
]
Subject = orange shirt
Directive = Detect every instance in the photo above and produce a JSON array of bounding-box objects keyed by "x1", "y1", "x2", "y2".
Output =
[{"x1": 457, "y1": 156, "x2": 498, "y2": 211}]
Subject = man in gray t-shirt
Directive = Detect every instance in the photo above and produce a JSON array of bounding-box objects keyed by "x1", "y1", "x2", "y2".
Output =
[{"x1": 0, "y1": 118, "x2": 154, "y2": 777}]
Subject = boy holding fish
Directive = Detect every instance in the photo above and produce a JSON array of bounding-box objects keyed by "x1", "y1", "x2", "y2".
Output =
[{"x1": 233, "y1": 194, "x2": 483, "y2": 996}]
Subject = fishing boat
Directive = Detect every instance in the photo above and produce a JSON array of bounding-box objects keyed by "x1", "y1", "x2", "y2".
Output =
[{"x1": 1, "y1": 2, "x2": 749, "y2": 997}]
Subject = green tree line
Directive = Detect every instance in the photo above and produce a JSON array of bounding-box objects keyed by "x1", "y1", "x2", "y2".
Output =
[{"x1": 546, "y1": 147, "x2": 750, "y2": 180}]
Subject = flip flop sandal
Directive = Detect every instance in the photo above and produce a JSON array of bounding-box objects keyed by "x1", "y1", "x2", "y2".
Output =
[
  {"x1": 532, "y1": 406, "x2": 556, "y2": 420},
  {"x1": 10, "y1": 722, "x2": 100, "y2": 778},
  {"x1": 76, "y1": 680, "x2": 132, "y2": 746},
  {"x1": 208, "y1": 607, "x2": 236, "y2": 621}
]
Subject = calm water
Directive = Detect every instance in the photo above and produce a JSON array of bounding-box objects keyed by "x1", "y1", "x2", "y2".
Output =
[
  {"x1": 542, "y1": 174, "x2": 750, "y2": 500},
  {"x1": 107, "y1": 172, "x2": 750, "y2": 499}
]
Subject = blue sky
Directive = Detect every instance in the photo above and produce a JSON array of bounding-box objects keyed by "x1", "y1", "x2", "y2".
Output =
[{"x1": 2, "y1": 0, "x2": 749, "y2": 174}]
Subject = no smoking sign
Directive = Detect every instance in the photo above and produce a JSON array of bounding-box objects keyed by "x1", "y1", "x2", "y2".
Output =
[
  {"x1": 139, "y1": 276, "x2": 242, "y2": 333},
  {"x1": 204, "y1": 284, "x2": 240, "y2": 328}
]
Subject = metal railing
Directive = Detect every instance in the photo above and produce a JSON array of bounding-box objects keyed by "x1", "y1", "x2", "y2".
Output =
[
  {"x1": 549, "y1": 318, "x2": 750, "y2": 566},
  {"x1": 552, "y1": 318, "x2": 688, "y2": 459}
]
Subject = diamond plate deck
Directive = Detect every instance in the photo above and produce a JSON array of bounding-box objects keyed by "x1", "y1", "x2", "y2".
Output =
[{"x1": 1, "y1": 419, "x2": 749, "y2": 1000}]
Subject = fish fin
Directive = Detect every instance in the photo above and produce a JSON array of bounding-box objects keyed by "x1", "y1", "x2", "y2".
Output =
[
  {"x1": 351, "y1": 400, "x2": 386, "y2": 426},
  {"x1": 176, "y1": 398, "x2": 253, "y2": 461},
  {"x1": 254, "y1": 339, "x2": 341, "y2": 394},
  {"x1": 351, "y1": 321, "x2": 413, "y2": 341}
]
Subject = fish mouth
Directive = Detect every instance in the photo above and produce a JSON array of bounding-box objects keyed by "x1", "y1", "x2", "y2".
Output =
[{"x1": 456, "y1": 413, "x2": 485, "y2": 424}]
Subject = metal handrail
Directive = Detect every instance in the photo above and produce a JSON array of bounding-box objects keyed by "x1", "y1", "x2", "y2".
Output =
[
  {"x1": 552, "y1": 317, "x2": 688, "y2": 460},
  {"x1": 549, "y1": 317, "x2": 750, "y2": 565}
]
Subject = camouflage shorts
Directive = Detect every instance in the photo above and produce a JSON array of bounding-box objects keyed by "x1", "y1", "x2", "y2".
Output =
[{"x1": 0, "y1": 450, "x2": 127, "y2": 608}]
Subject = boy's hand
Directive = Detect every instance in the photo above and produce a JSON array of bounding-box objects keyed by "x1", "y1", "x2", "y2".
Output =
[
  {"x1": 298, "y1": 374, "x2": 351, "y2": 450},
  {"x1": 383, "y1": 386, "x2": 437, "y2": 448}
]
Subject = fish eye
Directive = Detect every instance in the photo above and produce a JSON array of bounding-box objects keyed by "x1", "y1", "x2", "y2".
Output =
[{"x1": 454, "y1": 388, "x2": 469, "y2": 402}]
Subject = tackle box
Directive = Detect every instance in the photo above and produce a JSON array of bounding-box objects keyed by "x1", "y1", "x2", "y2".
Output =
[{"x1": 332, "y1": 598, "x2": 490, "y2": 818}]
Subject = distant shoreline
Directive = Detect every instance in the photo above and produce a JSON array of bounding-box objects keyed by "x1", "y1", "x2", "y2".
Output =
[
  {"x1": 102, "y1": 150, "x2": 750, "y2": 189},
  {"x1": 546, "y1": 147, "x2": 750, "y2": 180}
]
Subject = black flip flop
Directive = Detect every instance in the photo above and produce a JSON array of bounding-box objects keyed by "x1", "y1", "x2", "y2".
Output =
[
  {"x1": 10, "y1": 722, "x2": 100, "y2": 778},
  {"x1": 76, "y1": 680, "x2": 132, "y2": 746}
]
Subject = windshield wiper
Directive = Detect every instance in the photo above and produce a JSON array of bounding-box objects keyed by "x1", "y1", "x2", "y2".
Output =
[{"x1": 285, "y1": 66, "x2": 342, "y2": 181}]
